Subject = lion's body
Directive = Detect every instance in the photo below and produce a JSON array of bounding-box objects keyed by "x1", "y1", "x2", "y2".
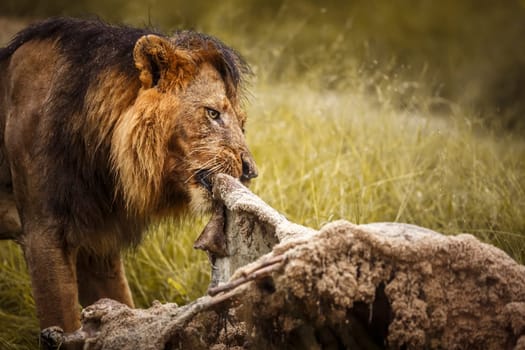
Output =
[
  {"x1": 0, "y1": 23, "x2": 149, "y2": 251},
  {"x1": 0, "y1": 17, "x2": 257, "y2": 335}
]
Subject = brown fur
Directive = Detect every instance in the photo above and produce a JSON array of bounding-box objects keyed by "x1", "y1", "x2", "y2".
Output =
[{"x1": 0, "y1": 18, "x2": 257, "y2": 334}]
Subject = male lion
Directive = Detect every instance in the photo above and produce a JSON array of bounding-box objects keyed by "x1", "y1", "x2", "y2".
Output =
[{"x1": 0, "y1": 17, "x2": 257, "y2": 334}]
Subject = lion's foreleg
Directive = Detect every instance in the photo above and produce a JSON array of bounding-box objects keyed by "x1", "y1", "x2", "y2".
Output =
[
  {"x1": 76, "y1": 250, "x2": 134, "y2": 308},
  {"x1": 21, "y1": 230, "x2": 81, "y2": 332}
]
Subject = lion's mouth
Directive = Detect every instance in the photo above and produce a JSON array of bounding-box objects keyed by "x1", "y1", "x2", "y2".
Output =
[{"x1": 196, "y1": 169, "x2": 213, "y2": 192}]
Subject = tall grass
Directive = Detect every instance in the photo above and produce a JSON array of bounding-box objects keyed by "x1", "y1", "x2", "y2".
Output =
[
  {"x1": 247, "y1": 84, "x2": 525, "y2": 259},
  {"x1": 0, "y1": 3, "x2": 524, "y2": 348},
  {"x1": 0, "y1": 242, "x2": 38, "y2": 350},
  {"x1": 125, "y1": 217, "x2": 210, "y2": 307}
]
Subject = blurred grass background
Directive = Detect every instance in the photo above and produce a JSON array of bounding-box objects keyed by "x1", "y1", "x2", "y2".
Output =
[{"x1": 1, "y1": 1, "x2": 524, "y2": 348}]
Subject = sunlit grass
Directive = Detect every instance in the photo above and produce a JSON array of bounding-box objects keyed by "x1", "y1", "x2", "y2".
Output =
[
  {"x1": 0, "y1": 241, "x2": 38, "y2": 350},
  {"x1": 125, "y1": 216, "x2": 210, "y2": 307},
  {"x1": 248, "y1": 84, "x2": 524, "y2": 255}
]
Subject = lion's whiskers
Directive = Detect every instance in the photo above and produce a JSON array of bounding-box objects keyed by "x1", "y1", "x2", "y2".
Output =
[{"x1": 184, "y1": 158, "x2": 222, "y2": 185}]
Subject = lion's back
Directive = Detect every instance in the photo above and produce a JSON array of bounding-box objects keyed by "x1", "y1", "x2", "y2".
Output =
[{"x1": 1, "y1": 17, "x2": 155, "y2": 113}]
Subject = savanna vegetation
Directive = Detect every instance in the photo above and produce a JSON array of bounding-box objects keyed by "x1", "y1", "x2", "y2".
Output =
[{"x1": 1, "y1": 1, "x2": 524, "y2": 349}]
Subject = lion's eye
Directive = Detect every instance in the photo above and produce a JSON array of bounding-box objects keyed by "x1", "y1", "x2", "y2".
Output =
[{"x1": 206, "y1": 108, "x2": 221, "y2": 120}]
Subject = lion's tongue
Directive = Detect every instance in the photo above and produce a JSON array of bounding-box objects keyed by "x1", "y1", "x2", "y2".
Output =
[{"x1": 193, "y1": 203, "x2": 227, "y2": 258}]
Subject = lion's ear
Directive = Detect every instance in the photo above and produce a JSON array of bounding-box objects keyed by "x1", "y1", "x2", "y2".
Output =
[{"x1": 133, "y1": 34, "x2": 194, "y2": 90}]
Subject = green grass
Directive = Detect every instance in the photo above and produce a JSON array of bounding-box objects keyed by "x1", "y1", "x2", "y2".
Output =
[
  {"x1": 0, "y1": 241, "x2": 39, "y2": 350},
  {"x1": 125, "y1": 216, "x2": 211, "y2": 307},
  {"x1": 247, "y1": 84, "x2": 525, "y2": 256},
  {"x1": 1, "y1": 3, "x2": 525, "y2": 348}
]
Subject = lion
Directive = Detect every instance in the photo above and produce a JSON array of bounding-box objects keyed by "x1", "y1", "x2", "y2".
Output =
[{"x1": 0, "y1": 17, "x2": 257, "y2": 335}]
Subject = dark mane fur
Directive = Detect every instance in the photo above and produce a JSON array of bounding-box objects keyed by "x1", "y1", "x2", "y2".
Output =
[
  {"x1": 172, "y1": 30, "x2": 251, "y2": 100},
  {"x1": 0, "y1": 17, "x2": 250, "y2": 106},
  {"x1": 1, "y1": 17, "x2": 158, "y2": 112}
]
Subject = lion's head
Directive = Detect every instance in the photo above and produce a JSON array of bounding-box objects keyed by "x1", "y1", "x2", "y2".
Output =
[{"x1": 111, "y1": 32, "x2": 257, "y2": 215}]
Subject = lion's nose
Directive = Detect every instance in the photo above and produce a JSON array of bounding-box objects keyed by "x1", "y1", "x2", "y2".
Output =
[{"x1": 241, "y1": 152, "x2": 258, "y2": 181}]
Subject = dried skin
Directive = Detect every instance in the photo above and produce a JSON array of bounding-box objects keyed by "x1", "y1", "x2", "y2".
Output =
[
  {"x1": 193, "y1": 203, "x2": 227, "y2": 258},
  {"x1": 47, "y1": 174, "x2": 525, "y2": 350}
]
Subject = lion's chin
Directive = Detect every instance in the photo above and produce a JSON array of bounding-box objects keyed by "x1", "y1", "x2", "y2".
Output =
[{"x1": 188, "y1": 186, "x2": 214, "y2": 214}]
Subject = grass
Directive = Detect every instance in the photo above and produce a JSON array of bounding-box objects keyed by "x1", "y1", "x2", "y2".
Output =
[
  {"x1": 1, "y1": 2, "x2": 525, "y2": 348},
  {"x1": 125, "y1": 217, "x2": 211, "y2": 307},
  {"x1": 0, "y1": 241, "x2": 39, "y2": 350},
  {"x1": 247, "y1": 84, "x2": 525, "y2": 256},
  {"x1": 249, "y1": 83, "x2": 524, "y2": 226}
]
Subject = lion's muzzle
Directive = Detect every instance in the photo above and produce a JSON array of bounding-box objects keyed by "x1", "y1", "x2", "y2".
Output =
[{"x1": 240, "y1": 152, "x2": 258, "y2": 183}]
